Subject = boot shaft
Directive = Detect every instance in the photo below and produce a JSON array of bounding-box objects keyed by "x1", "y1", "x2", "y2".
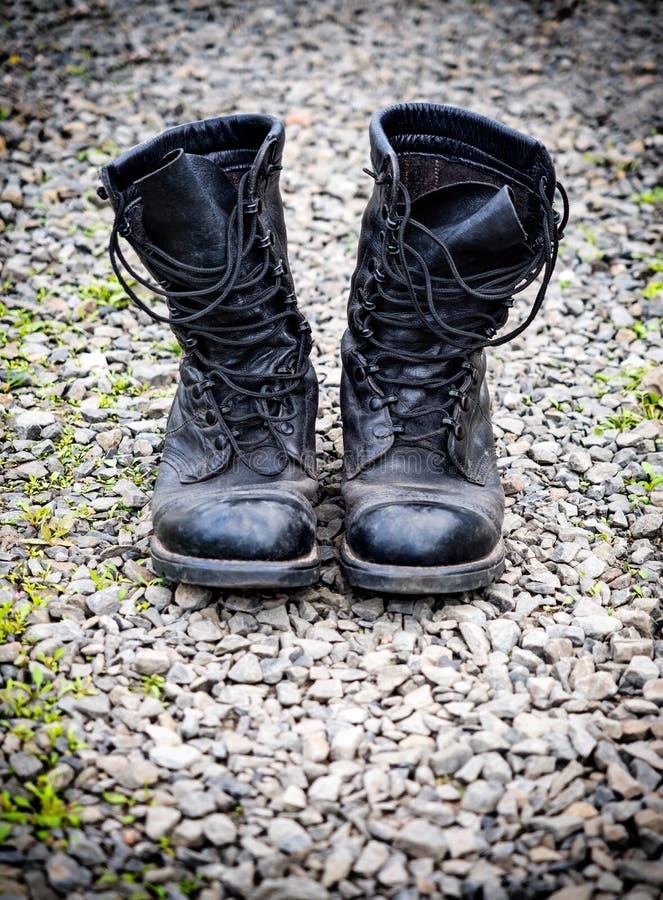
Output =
[
  {"x1": 351, "y1": 103, "x2": 562, "y2": 346},
  {"x1": 342, "y1": 103, "x2": 567, "y2": 481},
  {"x1": 100, "y1": 115, "x2": 317, "y2": 482},
  {"x1": 99, "y1": 115, "x2": 301, "y2": 352}
]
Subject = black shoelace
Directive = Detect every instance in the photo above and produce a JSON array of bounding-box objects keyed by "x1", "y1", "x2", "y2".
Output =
[
  {"x1": 354, "y1": 169, "x2": 568, "y2": 447},
  {"x1": 107, "y1": 169, "x2": 311, "y2": 475}
]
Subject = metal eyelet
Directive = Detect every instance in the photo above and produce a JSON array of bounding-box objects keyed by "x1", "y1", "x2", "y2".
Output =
[
  {"x1": 191, "y1": 384, "x2": 204, "y2": 401},
  {"x1": 369, "y1": 397, "x2": 383, "y2": 411},
  {"x1": 272, "y1": 259, "x2": 284, "y2": 277},
  {"x1": 459, "y1": 395, "x2": 470, "y2": 412},
  {"x1": 244, "y1": 197, "x2": 263, "y2": 215},
  {"x1": 373, "y1": 424, "x2": 391, "y2": 439},
  {"x1": 354, "y1": 365, "x2": 366, "y2": 383},
  {"x1": 462, "y1": 362, "x2": 479, "y2": 385},
  {"x1": 205, "y1": 410, "x2": 217, "y2": 426},
  {"x1": 214, "y1": 435, "x2": 225, "y2": 450},
  {"x1": 454, "y1": 424, "x2": 465, "y2": 441},
  {"x1": 279, "y1": 422, "x2": 294, "y2": 435}
]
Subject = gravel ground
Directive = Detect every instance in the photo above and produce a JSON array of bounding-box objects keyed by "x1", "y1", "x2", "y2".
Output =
[{"x1": 1, "y1": 1, "x2": 662, "y2": 898}]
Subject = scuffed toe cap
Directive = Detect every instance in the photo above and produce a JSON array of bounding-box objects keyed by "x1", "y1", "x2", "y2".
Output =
[
  {"x1": 346, "y1": 502, "x2": 499, "y2": 567},
  {"x1": 156, "y1": 494, "x2": 316, "y2": 562}
]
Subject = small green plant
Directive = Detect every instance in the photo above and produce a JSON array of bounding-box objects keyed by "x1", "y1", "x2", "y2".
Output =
[
  {"x1": 89, "y1": 564, "x2": 130, "y2": 591},
  {"x1": 78, "y1": 274, "x2": 129, "y2": 310},
  {"x1": 636, "y1": 462, "x2": 663, "y2": 492},
  {"x1": 37, "y1": 647, "x2": 65, "y2": 672},
  {"x1": 640, "y1": 253, "x2": 663, "y2": 274},
  {"x1": 630, "y1": 318, "x2": 660, "y2": 339},
  {"x1": 642, "y1": 281, "x2": 663, "y2": 300},
  {"x1": 46, "y1": 723, "x2": 88, "y2": 754},
  {"x1": 152, "y1": 338, "x2": 183, "y2": 357},
  {"x1": 158, "y1": 835, "x2": 174, "y2": 857},
  {"x1": 102, "y1": 791, "x2": 136, "y2": 807},
  {"x1": 179, "y1": 875, "x2": 206, "y2": 897},
  {"x1": 0, "y1": 776, "x2": 81, "y2": 841},
  {"x1": 0, "y1": 600, "x2": 30, "y2": 642},
  {"x1": 66, "y1": 675, "x2": 99, "y2": 700},
  {"x1": 138, "y1": 673, "x2": 166, "y2": 699},
  {"x1": 1, "y1": 360, "x2": 32, "y2": 391},
  {"x1": 593, "y1": 371, "x2": 611, "y2": 399},
  {"x1": 596, "y1": 408, "x2": 642, "y2": 433},
  {"x1": 626, "y1": 462, "x2": 663, "y2": 506},
  {"x1": 6, "y1": 563, "x2": 59, "y2": 606},
  {"x1": 9, "y1": 723, "x2": 35, "y2": 743},
  {"x1": 20, "y1": 503, "x2": 76, "y2": 545},
  {"x1": 109, "y1": 372, "x2": 144, "y2": 398},
  {"x1": 549, "y1": 398, "x2": 571, "y2": 413},
  {"x1": 0, "y1": 666, "x2": 63, "y2": 724},
  {"x1": 631, "y1": 186, "x2": 663, "y2": 206}
]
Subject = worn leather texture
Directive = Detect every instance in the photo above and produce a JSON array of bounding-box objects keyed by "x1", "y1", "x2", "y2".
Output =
[
  {"x1": 341, "y1": 103, "x2": 556, "y2": 574},
  {"x1": 101, "y1": 115, "x2": 318, "y2": 571}
]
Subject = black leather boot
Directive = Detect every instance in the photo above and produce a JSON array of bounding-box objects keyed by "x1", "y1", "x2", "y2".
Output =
[
  {"x1": 340, "y1": 103, "x2": 568, "y2": 594},
  {"x1": 99, "y1": 115, "x2": 319, "y2": 588}
]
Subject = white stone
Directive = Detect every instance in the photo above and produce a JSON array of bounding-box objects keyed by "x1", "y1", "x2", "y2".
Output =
[
  {"x1": 149, "y1": 744, "x2": 201, "y2": 770},
  {"x1": 203, "y1": 813, "x2": 237, "y2": 846},
  {"x1": 227, "y1": 653, "x2": 263, "y2": 684},
  {"x1": 144, "y1": 806, "x2": 181, "y2": 840}
]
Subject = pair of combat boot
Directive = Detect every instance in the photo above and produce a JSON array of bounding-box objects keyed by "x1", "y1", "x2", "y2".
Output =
[{"x1": 99, "y1": 104, "x2": 567, "y2": 594}]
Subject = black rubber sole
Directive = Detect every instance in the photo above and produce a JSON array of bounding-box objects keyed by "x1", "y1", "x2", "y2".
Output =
[
  {"x1": 151, "y1": 537, "x2": 320, "y2": 589},
  {"x1": 339, "y1": 539, "x2": 505, "y2": 594}
]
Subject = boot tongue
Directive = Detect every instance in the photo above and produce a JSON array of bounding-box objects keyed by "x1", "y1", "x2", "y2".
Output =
[
  {"x1": 134, "y1": 147, "x2": 298, "y2": 429},
  {"x1": 408, "y1": 181, "x2": 527, "y2": 271},
  {"x1": 381, "y1": 183, "x2": 527, "y2": 442},
  {"x1": 135, "y1": 149, "x2": 237, "y2": 268}
]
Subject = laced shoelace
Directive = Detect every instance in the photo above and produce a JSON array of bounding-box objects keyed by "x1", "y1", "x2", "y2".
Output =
[
  {"x1": 107, "y1": 168, "x2": 311, "y2": 475},
  {"x1": 356, "y1": 168, "x2": 569, "y2": 446}
]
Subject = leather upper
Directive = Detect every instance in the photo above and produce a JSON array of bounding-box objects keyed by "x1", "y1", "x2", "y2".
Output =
[
  {"x1": 100, "y1": 115, "x2": 319, "y2": 571},
  {"x1": 341, "y1": 103, "x2": 561, "y2": 569},
  {"x1": 101, "y1": 114, "x2": 317, "y2": 487}
]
